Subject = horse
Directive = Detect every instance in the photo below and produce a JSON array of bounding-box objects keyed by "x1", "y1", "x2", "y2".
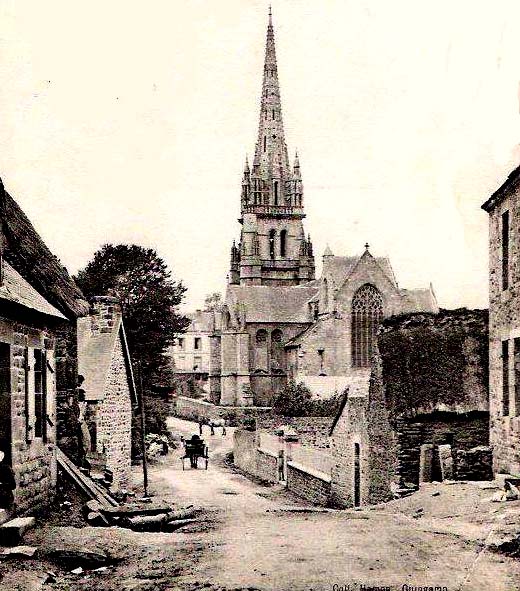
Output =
[{"x1": 206, "y1": 418, "x2": 226, "y2": 436}]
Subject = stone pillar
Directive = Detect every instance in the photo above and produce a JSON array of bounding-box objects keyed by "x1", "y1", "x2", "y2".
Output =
[
  {"x1": 419, "y1": 444, "x2": 434, "y2": 484},
  {"x1": 438, "y1": 444, "x2": 453, "y2": 481}
]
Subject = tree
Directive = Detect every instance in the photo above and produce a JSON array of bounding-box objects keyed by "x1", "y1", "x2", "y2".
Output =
[
  {"x1": 75, "y1": 244, "x2": 190, "y2": 388},
  {"x1": 204, "y1": 292, "x2": 223, "y2": 312},
  {"x1": 272, "y1": 381, "x2": 313, "y2": 417}
]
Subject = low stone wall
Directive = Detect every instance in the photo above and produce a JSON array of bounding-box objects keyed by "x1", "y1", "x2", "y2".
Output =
[
  {"x1": 256, "y1": 449, "x2": 278, "y2": 484},
  {"x1": 174, "y1": 396, "x2": 271, "y2": 426},
  {"x1": 256, "y1": 415, "x2": 333, "y2": 449},
  {"x1": 233, "y1": 429, "x2": 258, "y2": 475},
  {"x1": 287, "y1": 462, "x2": 331, "y2": 506},
  {"x1": 234, "y1": 428, "x2": 332, "y2": 505},
  {"x1": 455, "y1": 446, "x2": 493, "y2": 480}
]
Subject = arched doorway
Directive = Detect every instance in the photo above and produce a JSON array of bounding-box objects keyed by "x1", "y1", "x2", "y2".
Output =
[{"x1": 351, "y1": 284, "x2": 383, "y2": 367}]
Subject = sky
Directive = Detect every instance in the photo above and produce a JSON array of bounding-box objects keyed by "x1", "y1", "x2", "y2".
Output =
[{"x1": 1, "y1": 0, "x2": 520, "y2": 311}]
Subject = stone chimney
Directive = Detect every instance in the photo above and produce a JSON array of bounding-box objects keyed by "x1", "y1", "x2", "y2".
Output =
[{"x1": 89, "y1": 296, "x2": 122, "y2": 335}]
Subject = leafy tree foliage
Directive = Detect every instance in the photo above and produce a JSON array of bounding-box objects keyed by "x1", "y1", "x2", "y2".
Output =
[
  {"x1": 75, "y1": 244, "x2": 190, "y2": 388},
  {"x1": 272, "y1": 381, "x2": 313, "y2": 417},
  {"x1": 204, "y1": 292, "x2": 223, "y2": 311},
  {"x1": 272, "y1": 381, "x2": 344, "y2": 417}
]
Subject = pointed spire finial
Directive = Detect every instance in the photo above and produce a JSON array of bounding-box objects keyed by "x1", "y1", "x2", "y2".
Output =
[
  {"x1": 244, "y1": 154, "x2": 250, "y2": 172},
  {"x1": 323, "y1": 244, "x2": 333, "y2": 257},
  {"x1": 364, "y1": 242, "x2": 370, "y2": 251}
]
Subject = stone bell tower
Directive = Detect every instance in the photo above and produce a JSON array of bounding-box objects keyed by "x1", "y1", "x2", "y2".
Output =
[{"x1": 228, "y1": 8, "x2": 315, "y2": 286}]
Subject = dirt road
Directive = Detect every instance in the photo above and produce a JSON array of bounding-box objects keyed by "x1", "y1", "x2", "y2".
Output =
[{"x1": 17, "y1": 417, "x2": 520, "y2": 591}]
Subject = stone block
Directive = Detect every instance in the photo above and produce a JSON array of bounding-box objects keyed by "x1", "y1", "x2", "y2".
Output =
[
  {"x1": 0, "y1": 517, "x2": 36, "y2": 546},
  {"x1": 438, "y1": 444, "x2": 453, "y2": 481}
]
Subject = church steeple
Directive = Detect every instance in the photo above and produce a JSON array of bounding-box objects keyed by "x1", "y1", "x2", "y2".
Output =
[
  {"x1": 232, "y1": 9, "x2": 315, "y2": 286},
  {"x1": 253, "y1": 7, "x2": 291, "y2": 185}
]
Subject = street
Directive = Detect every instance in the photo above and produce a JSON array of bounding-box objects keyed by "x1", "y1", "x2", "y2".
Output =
[{"x1": 20, "y1": 417, "x2": 520, "y2": 591}]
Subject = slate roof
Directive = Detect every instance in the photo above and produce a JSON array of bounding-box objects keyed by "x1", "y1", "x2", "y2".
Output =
[
  {"x1": 0, "y1": 179, "x2": 89, "y2": 319},
  {"x1": 0, "y1": 261, "x2": 67, "y2": 319},
  {"x1": 481, "y1": 164, "x2": 520, "y2": 212},
  {"x1": 77, "y1": 314, "x2": 137, "y2": 404},
  {"x1": 325, "y1": 254, "x2": 397, "y2": 290},
  {"x1": 226, "y1": 284, "x2": 318, "y2": 324},
  {"x1": 399, "y1": 287, "x2": 438, "y2": 314}
]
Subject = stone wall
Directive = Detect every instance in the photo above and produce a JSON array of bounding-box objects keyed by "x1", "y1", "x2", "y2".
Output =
[
  {"x1": 174, "y1": 396, "x2": 271, "y2": 426},
  {"x1": 395, "y1": 411, "x2": 490, "y2": 486},
  {"x1": 234, "y1": 428, "x2": 332, "y2": 505},
  {"x1": 330, "y1": 394, "x2": 370, "y2": 508},
  {"x1": 486, "y1": 179, "x2": 520, "y2": 476},
  {"x1": 0, "y1": 315, "x2": 59, "y2": 514},
  {"x1": 233, "y1": 429, "x2": 258, "y2": 475},
  {"x1": 287, "y1": 463, "x2": 331, "y2": 506},
  {"x1": 256, "y1": 415, "x2": 333, "y2": 448},
  {"x1": 95, "y1": 335, "x2": 132, "y2": 490},
  {"x1": 256, "y1": 449, "x2": 278, "y2": 483}
]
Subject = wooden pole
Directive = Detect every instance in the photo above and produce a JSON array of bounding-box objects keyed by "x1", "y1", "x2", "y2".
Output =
[{"x1": 137, "y1": 360, "x2": 149, "y2": 497}]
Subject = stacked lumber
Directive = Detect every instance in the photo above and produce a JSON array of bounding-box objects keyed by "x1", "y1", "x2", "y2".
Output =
[{"x1": 56, "y1": 447, "x2": 119, "y2": 508}]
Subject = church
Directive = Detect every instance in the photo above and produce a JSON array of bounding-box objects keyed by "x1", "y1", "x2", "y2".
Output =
[{"x1": 201, "y1": 10, "x2": 439, "y2": 407}]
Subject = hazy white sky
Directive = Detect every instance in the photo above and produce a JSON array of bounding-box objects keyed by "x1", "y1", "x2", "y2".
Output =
[{"x1": 2, "y1": 0, "x2": 520, "y2": 310}]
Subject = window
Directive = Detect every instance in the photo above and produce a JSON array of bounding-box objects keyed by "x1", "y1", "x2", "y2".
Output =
[
  {"x1": 33, "y1": 349, "x2": 46, "y2": 439},
  {"x1": 318, "y1": 348, "x2": 326, "y2": 375},
  {"x1": 280, "y1": 229, "x2": 286, "y2": 257},
  {"x1": 0, "y1": 343, "x2": 10, "y2": 394},
  {"x1": 274, "y1": 181, "x2": 279, "y2": 205},
  {"x1": 269, "y1": 230, "x2": 276, "y2": 259},
  {"x1": 263, "y1": 135, "x2": 267, "y2": 152},
  {"x1": 502, "y1": 210, "x2": 510, "y2": 291},
  {"x1": 514, "y1": 338, "x2": 520, "y2": 416},
  {"x1": 255, "y1": 329, "x2": 268, "y2": 372},
  {"x1": 194, "y1": 337, "x2": 201, "y2": 350},
  {"x1": 177, "y1": 337, "x2": 184, "y2": 349},
  {"x1": 503, "y1": 340, "x2": 510, "y2": 416},
  {"x1": 193, "y1": 356, "x2": 202, "y2": 372},
  {"x1": 351, "y1": 284, "x2": 383, "y2": 368},
  {"x1": 272, "y1": 109, "x2": 275, "y2": 120}
]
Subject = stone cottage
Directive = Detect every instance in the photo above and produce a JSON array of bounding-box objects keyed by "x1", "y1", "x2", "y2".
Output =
[
  {"x1": 0, "y1": 178, "x2": 89, "y2": 513},
  {"x1": 77, "y1": 296, "x2": 137, "y2": 491},
  {"x1": 482, "y1": 166, "x2": 520, "y2": 476},
  {"x1": 329, "y1": 309, "x2": 490, "y2": 508}
]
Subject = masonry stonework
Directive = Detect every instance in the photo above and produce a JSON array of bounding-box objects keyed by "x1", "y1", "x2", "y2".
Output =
[{"x1": 96, "y1": 337, "x2": 132, "y2": 489}]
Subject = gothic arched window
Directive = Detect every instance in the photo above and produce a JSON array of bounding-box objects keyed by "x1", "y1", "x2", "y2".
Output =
[
  {"x1": 271, "y1": 329, "x2": 284, "y2": 372},
  {"x1": 269, "y1": 230, "x2": 276, "y2": 259},
  {"x1": 280, "y1": 229, "x2": 287, "y2": 257},
  {"x1": 255, "y1": 329, "x2": 268, "y2": 371},
  {"x1": 274, "y1": 181, "x2": 279, "y2": 205},
  {"x1": 351, "y1": 284, "x2": 383, "y2": 368}
]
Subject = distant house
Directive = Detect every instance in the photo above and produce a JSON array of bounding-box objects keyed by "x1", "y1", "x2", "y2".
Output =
[
  {"x1": 78, "y1": 296, "x2": 137, "y2": 491},
  {"x1": 0, "y1": 179, "x2": 89, "y2": 514},
  {"x1": 482, "y1": 167, "x2": 520, "y2": 476},
  {"x1": 169, "y1": 309, "x2": 221, "y2": 394}
]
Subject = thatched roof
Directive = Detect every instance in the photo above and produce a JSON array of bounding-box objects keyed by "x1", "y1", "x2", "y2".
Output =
[{"x1": 0, "y1": 178, "x2": 89, "y2": 319}]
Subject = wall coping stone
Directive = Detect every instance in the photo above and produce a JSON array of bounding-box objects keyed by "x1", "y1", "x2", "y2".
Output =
[
  {"x1": 287, "y1": 460, "x2": 331, "y2": 483},
  {"x1": 258, "y1": 448, "x2": 278, "y2": 459}
]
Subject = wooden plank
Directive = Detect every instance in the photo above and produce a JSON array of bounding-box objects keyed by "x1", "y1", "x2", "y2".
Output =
[{"x1": 56, "y1": 448, "x2": 118, "y2": 508}]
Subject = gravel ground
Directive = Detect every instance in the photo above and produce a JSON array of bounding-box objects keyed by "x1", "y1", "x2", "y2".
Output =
[{"x1": 2, "y1": 418, "x2": 520, "y2": 590}]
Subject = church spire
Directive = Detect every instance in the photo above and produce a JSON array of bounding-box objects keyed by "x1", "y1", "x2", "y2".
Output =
[{"x1": 253, "y1": 7, "x2": 290, "y2": 182}]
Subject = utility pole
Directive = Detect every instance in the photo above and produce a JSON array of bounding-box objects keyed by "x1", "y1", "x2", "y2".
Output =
[{"x1": 137, "y1": 360, "x2": 149, "y2": 498}]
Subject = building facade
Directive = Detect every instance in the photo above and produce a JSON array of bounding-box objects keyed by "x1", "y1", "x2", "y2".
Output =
[
  {"x1": 482, "y1": 166, "x2": 520, "y2": 476},
  {"x1": 0, "y1": 179, "x2": 89, "y2": 514},
  {"x1": 78, "y1": 296, "x2": 137, "y2": 491},
  {"x1": 169, "y1": 310, "x2": 221, "y2": 392},
  {"x1": 206, "y1": 11, "x2": 438, "y2": 408}
]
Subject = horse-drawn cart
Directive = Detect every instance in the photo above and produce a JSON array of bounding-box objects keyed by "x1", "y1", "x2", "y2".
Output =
[{"x1": 181, "y1": 436, "x2": 209, "y2": 470}]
